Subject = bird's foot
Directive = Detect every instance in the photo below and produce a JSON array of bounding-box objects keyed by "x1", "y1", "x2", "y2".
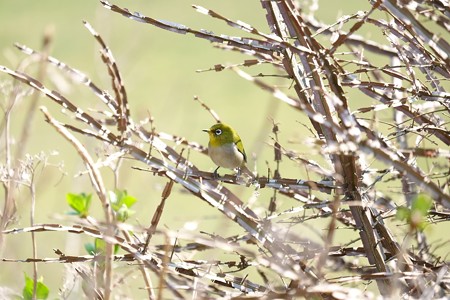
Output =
[{"x1": 213, "y1": 167, "x2": 220, "y2": 179}]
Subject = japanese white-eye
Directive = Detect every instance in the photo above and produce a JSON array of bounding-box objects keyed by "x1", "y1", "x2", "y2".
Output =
[{"x1": 203, "y1": 123, "x2": 249, "y2": 176}]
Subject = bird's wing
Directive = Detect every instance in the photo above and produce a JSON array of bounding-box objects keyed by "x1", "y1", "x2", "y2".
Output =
[{"x1": 235, "y1": 139, "x2": 247, "y2": 163}]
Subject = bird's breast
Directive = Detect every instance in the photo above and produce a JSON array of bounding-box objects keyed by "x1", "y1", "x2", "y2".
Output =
[{"x1": 208, "y1": 142, "x2": 245, "y2": 169}]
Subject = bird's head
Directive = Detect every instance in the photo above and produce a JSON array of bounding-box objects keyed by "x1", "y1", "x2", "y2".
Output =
[{"x1": 203, "y1": 123, "x2": 236, "y2": 147}]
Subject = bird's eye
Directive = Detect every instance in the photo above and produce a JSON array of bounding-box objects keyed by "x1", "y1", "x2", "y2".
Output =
[{"x1": 215, "y1": 129, "x2": 222, "y2": 136}]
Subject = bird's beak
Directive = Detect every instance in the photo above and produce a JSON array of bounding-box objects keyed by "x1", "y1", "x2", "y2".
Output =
[{"x1": 202, "y1": 129, "x2": 209, "y2": 133}]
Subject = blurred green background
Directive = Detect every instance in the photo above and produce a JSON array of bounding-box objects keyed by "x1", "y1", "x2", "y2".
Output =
[{"x1": 1, "y1": 0, "x2": 446, "y2": 298}]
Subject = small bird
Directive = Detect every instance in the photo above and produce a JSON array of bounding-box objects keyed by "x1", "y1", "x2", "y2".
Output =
[{"x1": 203, "y1": 123, "x2": 251, "y2": 177}]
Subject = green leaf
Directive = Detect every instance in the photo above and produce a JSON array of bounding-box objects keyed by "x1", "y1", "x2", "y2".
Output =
[
  {"x1": 396, "y1": 206, "x2": 410, "y2": 221},
  {"x1": 396, "y1": 194, "x2": 433, "y2": 232},
  {"x1": 84, "y1": 243, "x2": 96, "y2": 255},
  {"x1": 108, "y1": 190, "x2": 137, "y2": 221},
  {"x1": 115, "y1": 204, "x2": 135, "y2": 222},
  {"x1": 94, "y1": 238, "x2": 120, "y2": 255},
  {"x1": 416, "y1": 217, "x2": 428, "y2": 231},
  {"x1": 108, "y1": 190, "x2": 119, "y2": 211},
  {"x1": 91, "y1": 238, "x2": 119, "y2": 255},
  {"x1": 121, "y1": 194, "x2": 137, "y2": 208},
  {"x1": 411, "y1": 194, "x2": 433, "y2": 217},
  {"x1": 23, "y1": 274, "x2": 49, "y2": 300},
  {"x1": 110, "y1": 190, "x2": 137, "y2": 210},
  {"x1": 94, "y1": 238, "x2": 107, "y2": 255},
  {"x1": 66, "y1": 193, "x2": 91, "y2": 218}
]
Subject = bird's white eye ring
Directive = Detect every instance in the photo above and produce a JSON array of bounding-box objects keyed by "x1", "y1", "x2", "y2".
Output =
[{"x1": 215, "y1": 129, "x2": 222, "y2": 135}]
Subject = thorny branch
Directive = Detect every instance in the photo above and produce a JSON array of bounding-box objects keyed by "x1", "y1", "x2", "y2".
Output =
[{"x1": 1, "y1": 0, "x2": 449, "y2": 298}]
